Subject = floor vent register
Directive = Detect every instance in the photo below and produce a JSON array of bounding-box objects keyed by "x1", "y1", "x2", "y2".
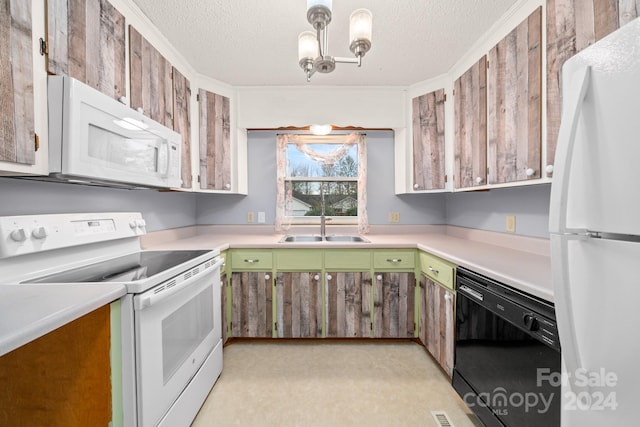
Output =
[{"x1": 431, "y1": 411, "x2": 454, "y2": 427}]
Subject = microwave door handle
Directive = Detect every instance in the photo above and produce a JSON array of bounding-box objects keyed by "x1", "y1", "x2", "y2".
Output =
[{"x1": 159, "y1": 139, "x2": 170, "y2": 178}]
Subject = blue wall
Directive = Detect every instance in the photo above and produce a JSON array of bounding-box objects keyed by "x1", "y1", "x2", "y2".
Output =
[
  {"x1": 196, "y1": 130, "x2": 447, "y2": 226},
  {"x1": 0, "y1": 178, "x2": 196, "y2": 232}
]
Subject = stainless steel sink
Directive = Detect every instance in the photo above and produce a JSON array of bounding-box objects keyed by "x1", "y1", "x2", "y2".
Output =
[
  {"x1": 323, "y1": 235, "x2": 370, "y2": 243},
  {"x1": 279, "y1": 235, "x2": 324, "y2": 242},
  {"x1": 278, "y1": 235, "x2": 370, "y2": 243}
]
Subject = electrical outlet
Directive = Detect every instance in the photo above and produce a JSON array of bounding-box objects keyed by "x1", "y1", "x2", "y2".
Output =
[
  {"x1": 388, "y1": 212, "x2": 400, "y2": 223},
  {"x1": 247, "y1": 212, "x2": 255, "y2": 223},
  {"x1": 257, "y1": 211, "x2": 265, "y2": 224},
  {"x1": 506, "y1": 215, "x2": 516, "y2": 233}
]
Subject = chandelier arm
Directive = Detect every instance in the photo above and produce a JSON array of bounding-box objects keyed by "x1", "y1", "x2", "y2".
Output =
[
  {"x1": 316, "y1": 27, "x2": 324, "y2": 58},
  {"x1": 334, "y1": 57, "x2": 361, "y2": 65}
]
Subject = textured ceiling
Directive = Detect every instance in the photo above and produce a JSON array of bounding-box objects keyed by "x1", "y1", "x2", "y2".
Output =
[{"x1": 130, "y1": 0, "x2": 519, "y2": 86}]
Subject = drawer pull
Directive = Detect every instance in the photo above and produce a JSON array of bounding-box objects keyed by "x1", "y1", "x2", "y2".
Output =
[
  {"x1": 376, "y1": 275, "x2": 383, "y2": 281},
  {"x1": 428, "y1": 266, "x2": 439, "y2": 274},
  {"x1": 264, "y1": 274, "x2": 270, "y2": 280},
  {"x1": 244, "y1": 258, "x2": 260, "y2": 263},
  {"x1": 386, "y1": 258, "x2": 402, "y2": 263}
]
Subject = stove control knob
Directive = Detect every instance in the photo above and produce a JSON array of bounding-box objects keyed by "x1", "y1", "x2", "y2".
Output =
[
  {"x1": 523, "y1": 314, "x2": 539, "y2": 331},
  {"x1": 129, "y1": 221, "x2": 138, "y2": 229},
  {"x1": 10, "y1": 228, "x2": 27, "y2": 242},
  {"x1": 136, "y1": 219, "x2": 146, "y2": 229},
  {"x1": 31, "y1": 226, "x2": 48, "y2": 239}
]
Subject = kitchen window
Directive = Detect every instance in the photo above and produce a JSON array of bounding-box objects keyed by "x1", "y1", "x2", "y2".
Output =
[{"x1": 275, "y1": 133, "x2": 369, "y2": 233}]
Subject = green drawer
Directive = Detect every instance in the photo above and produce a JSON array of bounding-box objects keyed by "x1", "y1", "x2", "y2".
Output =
[
  {"x1": 373, "y1": 250, "x2": 416, "y2": 269},
  {"x1": 230, "y1": 250, "x2": 273, "y2": 270},
  {"x1": 420, "y1": 251, "x2": 455, "y2": 290},
  {"x1": 275, "y1": 249, "x2": 323, "y2": 270},
  {"x1": 324, "y1": 249, "x2": 371, "y2": 270}
]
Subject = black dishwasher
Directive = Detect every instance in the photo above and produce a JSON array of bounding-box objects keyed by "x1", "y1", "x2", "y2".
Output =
[{"x1": 452, "y1": 267, "x2": 560, "y2": 427}]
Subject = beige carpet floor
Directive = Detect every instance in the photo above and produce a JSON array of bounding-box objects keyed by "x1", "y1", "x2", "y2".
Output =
[{"x1": 191, "y1": 341, "x2": 481, "y2": 427}]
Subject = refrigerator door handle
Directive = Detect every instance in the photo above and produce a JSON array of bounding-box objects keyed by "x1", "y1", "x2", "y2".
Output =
[
  {"x1": 551, "y1": 234, "x2": 590, "y2": 394},
  {"x1": 548, "y1": 66, "x2": 592, "y2": 234}
]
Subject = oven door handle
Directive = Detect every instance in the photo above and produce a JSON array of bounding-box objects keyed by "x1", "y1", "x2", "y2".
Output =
[{"x1": 134, "y1": 257, "x2": 224, "y2": 310}]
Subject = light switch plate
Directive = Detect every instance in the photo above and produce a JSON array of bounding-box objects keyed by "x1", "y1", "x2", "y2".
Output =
[
  {"x1": 258, "y1": 212, "x2": 265, "y2": 224},
  {"x1": 247, "y1": 212, "x2": 255, "y2": 223},
  {"x1": 506, "y1": 215, "x2": 516, "y2": 233}
]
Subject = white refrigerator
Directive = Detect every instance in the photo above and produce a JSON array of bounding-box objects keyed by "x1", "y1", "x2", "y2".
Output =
[{"x1": 549, "y1": 17, "x2": 640, "y2": 427}]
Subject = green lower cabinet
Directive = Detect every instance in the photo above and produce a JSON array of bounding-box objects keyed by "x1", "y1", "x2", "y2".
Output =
[
  {"x1": 230, "y1": 271, "x2": 273, "y2": 338},
  {"x1": 326, "y1": 272, "x2": 372, "y2": 338},
  {"x1": 275, "y1": 272, "x2": 323, "y2": 338},
  {"x1": 373, "y1": 272, "x2": 416, "y2": 338},
  {"x1": 221, "y1": 269, "x2": 229, "y2": 344}
]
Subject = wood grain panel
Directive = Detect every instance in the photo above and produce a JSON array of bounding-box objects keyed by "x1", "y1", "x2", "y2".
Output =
[
  {"x1": 0, "y1": 305, "x2": 112, "y2": 426},
  {"x1": 0, "y1": 0, "x2": 34, "y2": 165},
  {"x1": 327, "y1": 272, "x2": 372, "y2": 338},
  {"x1": 412, "y1": 89, "x2": 446, "y2": 190},
  {"x1": 172, "y1": 67, "x2": 192, "y2": 188},
  {"x1": 47, "y1": 0, "x2": 125, "y2": 99},
  {"x1": 276, "y1": 272, "x2": 322, "y2": 338},
  {"x1": 199, "y1": 89, "x2": 231, "y2": 190},
  {"x1": 221, "y1": 271, "x2": 228, "y2": 343},
  {"x1": 129, "y1": 26, "x2": 173, "y2": 126},
  {"x1": 231, "y1": 272, "x2": 272, "y2": 337},
  {"x1": 454, "y1": 56, "x2": 487, "y2": 188},
  {"x1": 373, "y1": 272, "x2": 415, "y2": 338},
  {"x1": 546, "y1": 0, "x2": 623, "y2": 170},
  {"x1": 423, "y1": 276, "x2": 455, "y2": 377},
  {"x1": 487, "y1": 7, "x2": 541, "y2": 184}
]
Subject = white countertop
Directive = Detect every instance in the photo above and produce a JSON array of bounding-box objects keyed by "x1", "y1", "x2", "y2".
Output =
[
  {"x1": 142, "y1": 224, "x2": 553, "y2": 303},
  {"x1": 0, "y1": 284, "x2": 126, "y2": 356}
]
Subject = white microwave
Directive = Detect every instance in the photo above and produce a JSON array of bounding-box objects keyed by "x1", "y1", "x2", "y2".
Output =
[{"x1": 46, "y1": 76, "x2": 181, "y2": 189}]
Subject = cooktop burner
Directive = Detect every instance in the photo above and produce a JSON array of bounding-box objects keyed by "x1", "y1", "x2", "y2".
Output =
[{"x1": 27, "y1": 250, "x2": 212, "y2": 284}]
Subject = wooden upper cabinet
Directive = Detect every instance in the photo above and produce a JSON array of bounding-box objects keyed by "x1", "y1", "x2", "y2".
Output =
[
  {"x1": 487, "y1": 7, "x2": 542, "y2": 185},
  {"x1": 412, "y1": 89, "x2": 446, "y2": 191},
  {"x1": 129, "y1": 26, "x2": 173, "y2": 127},
  {"x1": 199, "y1": 89, "x2": 231, "y2": 191},
  {"x1": 47, "y1": 0, "x2": 126, "y2": 100},
  {"x1": 454, "y1": 56, "x2": 487, "y2": 189},
  {"x1": 172, "y1": 67, "x2": 192, "y2": 189},
  {"x1": 0, "y1": 0, "x2": 35, "y2": 165},
  {"x1": 546, "y1": 0, "x2": 636, "y2": 173}
]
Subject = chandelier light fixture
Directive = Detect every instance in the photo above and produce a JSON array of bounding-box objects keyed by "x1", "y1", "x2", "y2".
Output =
[{"x1": 298, "y1": 0, "x2": 373, "y2": 82}]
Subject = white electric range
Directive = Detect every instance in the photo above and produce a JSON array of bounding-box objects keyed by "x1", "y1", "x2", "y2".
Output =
[{"x1": 0, "y1": 212, "x2": 223, "y2": 427}]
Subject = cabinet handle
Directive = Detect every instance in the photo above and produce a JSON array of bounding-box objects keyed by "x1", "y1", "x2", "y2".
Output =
[
  {"x1": 326, "y1": 274, "x2": 332, "y2": 280},
  {"x1": 526, "y1": 168, "x2": 535, "y2": 177},
  {"x1": 244, "y1": 259, "x2": 259, "y2": 263},
  {"x1": 376, "y1": 275, "x2": 383, "y2": 281},
  {"x1": 444, "y1": 293, "x2": 452, "y2": 302},
  {"x1": 428, "y1": 266, "x2": 439, "y2": 275},
  {"x1": 264, "y1": 274, "x2": 270, "y2": 280},
  {"x1": 225, "y1": 183, "x2": 231, "y2": 189},
  {"x1": 545, "y1": 164, "x2": 554, "y2": 175},
  {"x1": 314, "y1": 274, "x2": 320, "y2": 281},
  {"x1": 136, "y1": 107, "x2": 144, "y2": 114},
  {"x1": 413, "y1": 183, "x2": 420, "y2": 189},
  {"x1": 386, "y1": 258, "x2": 402, "y2": 263},
  {"x1": 475, "y1": 176, "x2": 483, "y2": 184}
]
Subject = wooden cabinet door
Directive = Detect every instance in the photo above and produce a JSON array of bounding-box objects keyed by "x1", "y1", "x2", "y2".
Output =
[
  {"x1": 129, "y1": 26, "x2": 173, "y2": 127},
  {"x1": 412, "y1": 89, "x2": 446, "y2": 191},
  {"x1": 1, "y1": 0, "x2": 35, "y2": 166},
  {"x1": 172, "y1": 67, "x2": 192, "y2": 189},
  {"x1": 326, "y1": 272, "x2": 372, "y2": 338},
  {"x1": 373, "y1": 272, "x2": 415, "y2": 338},
  {"x1": 454, "y1": 56, "x2": 487, "y2": 189},
  {"x1": 487, "y1": 7, "x2": 542, "y2": 184},
  {"x1": 421, "y1": 274, "x2": 455, "y2": 377},
  {"x1": 275, "y1": 272, "x2": 322, "y2": 338},
  {"x1": 231, "y1": 271, "x2": 273, "y2": 337},
  {"x1": 47, "y1": 0, "x2": 126, "y2": 100},
  {"x1": 198, "y1": 89, "x2": 231, "y2": 191},
  {"x1": 546, "y1": 0, "x2": 635, "y2": 174},
  {"x1": 0, "y1": 305, "x2": 112, "y2": 425}
]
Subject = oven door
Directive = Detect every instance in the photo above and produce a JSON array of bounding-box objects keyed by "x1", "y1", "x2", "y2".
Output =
[{"x1": 133, "y1": 261, "x2": 222, "y2": 427}]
